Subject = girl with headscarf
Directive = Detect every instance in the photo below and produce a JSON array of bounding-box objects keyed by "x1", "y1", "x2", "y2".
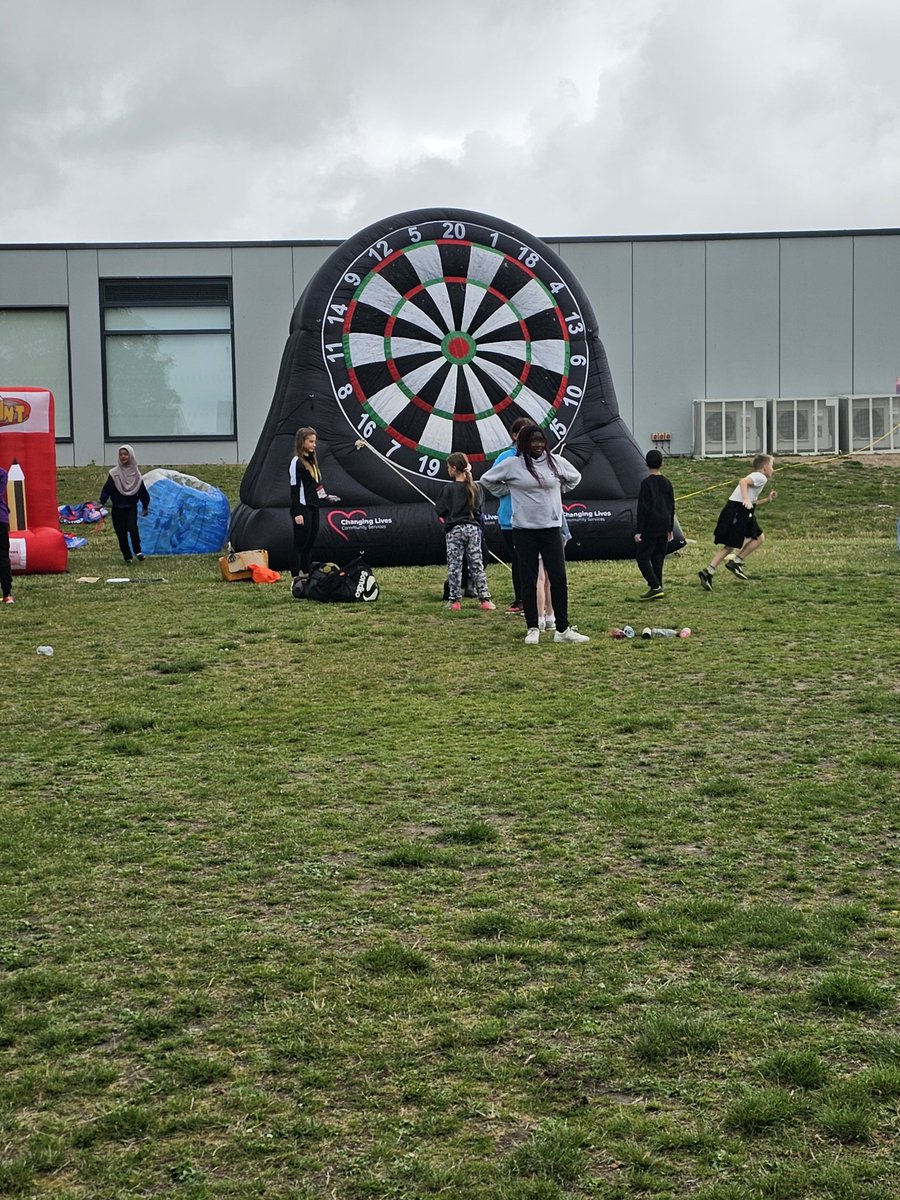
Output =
[{"x1": 100, "y1": 445, "x2": 150, "y2": 565}]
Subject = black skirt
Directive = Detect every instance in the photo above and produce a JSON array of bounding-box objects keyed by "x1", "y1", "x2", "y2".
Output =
[{"x1": 713, "y1": 500, "x2": 761, "y2": 548}]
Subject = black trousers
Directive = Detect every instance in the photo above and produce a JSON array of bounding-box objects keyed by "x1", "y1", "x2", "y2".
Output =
[
  {"x1": 499, "y1": 527, "x2": 522, "y2": 604},
  {"x1": 0, "y1": 522, "x2": 12, "y2": 598},
  {"x1": 111, "y1": 506, "x2": 141, "y2": 561},
  {"x1": 635, "y1": 533, "x2": 668, "y2": 590},
  {"x1": 513, "y1": 526, "x2": 569, "y2": 632},
  {"x1": 291, "y1": 506, "x2": 320, "y2": 576}
]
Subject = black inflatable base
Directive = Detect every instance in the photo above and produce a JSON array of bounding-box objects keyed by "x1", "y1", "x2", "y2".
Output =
[{"x1": 230, "y1": 500, "x2": 686, "y2": 570}]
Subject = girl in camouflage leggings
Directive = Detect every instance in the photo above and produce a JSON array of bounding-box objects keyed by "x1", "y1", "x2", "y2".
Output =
[{"x1": 435, "y1": 453, "x2": 495, "y2": 612}]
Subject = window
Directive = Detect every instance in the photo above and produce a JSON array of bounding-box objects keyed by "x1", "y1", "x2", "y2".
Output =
[
  {"x1": 0, "y1": 309, "x2": 72, "y2": 438},
  {"x1": 101, "y1": 279, "x2": 235, "y2": 439}
]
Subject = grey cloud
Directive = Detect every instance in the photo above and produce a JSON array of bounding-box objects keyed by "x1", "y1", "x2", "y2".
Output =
[{"x1": 1, "y1": 0, "x2": 899, "y2": 244}]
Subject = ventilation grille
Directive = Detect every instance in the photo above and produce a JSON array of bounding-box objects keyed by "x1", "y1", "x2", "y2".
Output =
[{"x1": 102, "y1": 280, "x2": 230, "y2": 307}]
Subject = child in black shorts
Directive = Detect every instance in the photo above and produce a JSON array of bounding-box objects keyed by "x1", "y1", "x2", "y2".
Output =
[{"x1": 699, "y1": 455, "x2": 777, "y2": 589}]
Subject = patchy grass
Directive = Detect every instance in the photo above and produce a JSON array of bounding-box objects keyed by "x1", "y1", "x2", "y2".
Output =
[{"x1": 0, "y1": 458, "x2": 897, "y2": 1197}]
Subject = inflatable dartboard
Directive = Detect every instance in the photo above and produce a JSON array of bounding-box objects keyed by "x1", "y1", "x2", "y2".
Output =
[{"x1": 230, "y1": 208, "x2": 685, "y2": 568}]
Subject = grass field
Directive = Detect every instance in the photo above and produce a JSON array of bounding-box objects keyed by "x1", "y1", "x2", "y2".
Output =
[{"x1": 1, "y1": 455, "x2": 899, "y2": 1199}]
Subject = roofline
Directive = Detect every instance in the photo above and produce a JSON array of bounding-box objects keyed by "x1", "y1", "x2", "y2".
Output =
[{"x1": 2, "y1": 226, "x2": 899, "y2": 253}]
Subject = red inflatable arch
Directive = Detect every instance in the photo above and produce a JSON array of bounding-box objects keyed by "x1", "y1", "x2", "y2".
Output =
[{"x1": 0, "y1": 387, "x2": 68, "y2": 574}]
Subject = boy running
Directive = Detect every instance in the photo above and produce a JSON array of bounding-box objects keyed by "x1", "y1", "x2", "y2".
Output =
[{"x1": 699, "y1": 455, "x2": 777, "y2": 589}]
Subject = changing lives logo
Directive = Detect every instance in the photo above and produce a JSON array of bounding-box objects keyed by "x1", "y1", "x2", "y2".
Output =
[
  {"x1": 327, "y1": 509, "x2": 395, "y2": 541},
  {"x1": 0, "y1": 396, "x2": 32, "y2": 428},
  {"x1": 563, "y1": 502, "x2": 613, "y2": 521}
]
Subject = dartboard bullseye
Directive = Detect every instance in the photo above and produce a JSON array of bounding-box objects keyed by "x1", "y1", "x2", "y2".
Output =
[{"x1": 322, "y1": 218, "x2": 590, "y2": 479}]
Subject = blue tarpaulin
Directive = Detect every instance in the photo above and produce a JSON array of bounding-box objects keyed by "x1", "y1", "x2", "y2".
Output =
[{"x1": 138, "y1": 470, "x2": 230, "y2": 555}]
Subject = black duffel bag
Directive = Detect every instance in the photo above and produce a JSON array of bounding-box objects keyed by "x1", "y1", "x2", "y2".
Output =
[{"x1": 291, "y1": 556, "x2": 379, "y2": 603}]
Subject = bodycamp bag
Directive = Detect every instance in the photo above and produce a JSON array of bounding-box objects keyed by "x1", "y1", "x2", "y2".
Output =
[{"x1": 292, "y1": 556, "x2": 379, "y2": 603}]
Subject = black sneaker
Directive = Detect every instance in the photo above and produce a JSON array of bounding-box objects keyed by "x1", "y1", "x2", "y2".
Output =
[
  {"x1": 725, "y1": 559, "x2": 749, "y2": 580},
  {"x1": 136, "y1": 552, "x2": 145, "y2": 562},
  {"x1": 698, "y1": 569, "x2": 713, "y2": 591},
  {"x1": 640, "y1": 587, "x2": 665, "y2": 600}
]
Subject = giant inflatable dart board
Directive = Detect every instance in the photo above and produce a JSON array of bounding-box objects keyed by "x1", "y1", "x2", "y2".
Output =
[{"x1": 230, "y1": 208, "x2": 685, "y2": 567}]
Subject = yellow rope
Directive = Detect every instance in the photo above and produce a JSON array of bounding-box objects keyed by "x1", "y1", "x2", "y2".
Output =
[{"x1": 674, "y1": 417, "x2": 900, "y2": 504}]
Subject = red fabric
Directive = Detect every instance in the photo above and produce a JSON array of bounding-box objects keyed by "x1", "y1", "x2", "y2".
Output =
[
  {"x1": 1, "y1": 389, "x2": 67, "y2": 575},
  {"x1": 9, "y1": 527, "x2": 68, "y2": 575},
  {"x1": 1, "y1": 388, "x2": 61, "y2": 527},
  {"x1": 248, "y1": 563, "x2": 281, "y2": 584}
]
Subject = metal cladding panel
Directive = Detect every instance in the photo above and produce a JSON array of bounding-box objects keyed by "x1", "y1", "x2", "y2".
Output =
[
  {"x1": 0, "y1": 249, "x2": 69, "y2": 305},
  {"x1": 65, "y1": 250, "x2": 105, "y2": 465},
  {"x1": 852, "y1": 235, "x2": 900, "y2": 394},
  {"x1": 232, "y1": 247, "x2": 295, "y2": 460},
  {"x1": 780, "y1": 236, "x2": 853, "y2": 396},
  {"x1": 556, "y1": 240, "x2": 634, "y2": 426},
  {"x1": 706, "y1": 239, "x2": 779, "y2": 398},
  {"x1": 291, "y1": 244, "x2": 337, "y2": 308},
  {"x1": 632, "y1": 240, "x2": 706, "y2": 455},
  {"x1": 96, "y1": 246, "x2": 233, "y2": 276}
]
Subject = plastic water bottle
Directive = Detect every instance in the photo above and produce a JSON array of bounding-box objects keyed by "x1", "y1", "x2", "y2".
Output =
[
  {"x1": 37, "y1": 645, "x2": 54, "y2": 656},
  {"x1": 678, "y1": 627, "x2": 692, "y2": 638},
  {"x1": 622, "y1": 625, "x2": 635, "y2": 639},
  {"x1": 643, "y1": 627, "x2": 678, "y2": 638}
]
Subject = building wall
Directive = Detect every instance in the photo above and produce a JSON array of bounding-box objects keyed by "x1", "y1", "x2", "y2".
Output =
[{"x1": 1, "y1": 230, "x2": 898, "y2": 465}]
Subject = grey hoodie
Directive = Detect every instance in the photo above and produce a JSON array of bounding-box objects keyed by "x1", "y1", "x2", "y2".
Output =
[{"x1": 480, "y1": 452, "x2": 581, "y2": 529}]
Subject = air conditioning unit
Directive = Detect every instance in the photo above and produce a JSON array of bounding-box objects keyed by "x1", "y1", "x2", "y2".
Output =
[
  {"x1": 693, "y1": 399, "x2": 767, "y2": 457},
  {"x1": 771, "y1": 397, "x2": 838, "y2": 455},
  {"x1": 846, "y1": 395, "x2": 900, "y2": 453}
]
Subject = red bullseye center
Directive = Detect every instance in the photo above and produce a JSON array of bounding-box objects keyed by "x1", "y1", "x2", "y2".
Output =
[{"x1": 442, "y1": 331, "x2": 475, "y2": 363}]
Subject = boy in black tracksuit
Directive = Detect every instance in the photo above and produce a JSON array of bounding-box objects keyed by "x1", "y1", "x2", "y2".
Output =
[{"x1": 633, "y1": 449, "x2": 675, "y2": 599}]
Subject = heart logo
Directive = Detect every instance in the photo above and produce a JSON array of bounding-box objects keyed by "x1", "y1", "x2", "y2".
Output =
[
  {"x1": 327, "y1": 509, "x2": 367, "y2": 541},
  {"x1": 563, "y1": 502, "x2": 586, "y2": 511}
]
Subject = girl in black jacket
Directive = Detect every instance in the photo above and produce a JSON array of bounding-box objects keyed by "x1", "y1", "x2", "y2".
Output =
[{"x1": 289, "y1": 427, "x2": 339, "y2": 576}]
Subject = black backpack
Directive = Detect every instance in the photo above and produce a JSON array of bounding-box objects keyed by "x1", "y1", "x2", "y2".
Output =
[{"x1": 292, "y1": 556, "x2": 379, "y2": 603}]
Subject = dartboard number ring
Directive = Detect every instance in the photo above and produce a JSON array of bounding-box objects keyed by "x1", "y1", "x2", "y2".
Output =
[{"x1": 322, "y1": 218, "x2": 589, "y2": 478}]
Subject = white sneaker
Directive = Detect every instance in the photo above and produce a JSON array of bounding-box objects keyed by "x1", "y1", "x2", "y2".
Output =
[
  {"x1": 554, "y1": 626, "x2": 589, "y2": 644},
  {"x1": 524, "y1": 627, "x2": 540, "y2": 644},
  {"x1": 537, "y1": 616, "x2": 546, "y2": 631},
  {"x1": 544, "y1": 615, "x2": 556, "y2": 632}
]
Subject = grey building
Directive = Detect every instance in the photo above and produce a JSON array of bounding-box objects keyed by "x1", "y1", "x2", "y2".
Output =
[{"x1": 2, "y1": 228, "x2": 899, "y2": 467}]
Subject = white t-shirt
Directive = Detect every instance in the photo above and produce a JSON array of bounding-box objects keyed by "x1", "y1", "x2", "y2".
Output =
[{"x1": 729, "y1": 471, "x2": 768, "y2": 505}]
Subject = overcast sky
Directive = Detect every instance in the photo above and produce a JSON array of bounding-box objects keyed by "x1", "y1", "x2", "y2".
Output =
[{"x1": 2, "y1": 0, "x2": 899, "y2": 245}]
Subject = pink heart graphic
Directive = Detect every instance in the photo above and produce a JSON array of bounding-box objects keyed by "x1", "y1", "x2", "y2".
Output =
[
  {"x1": 327, "y1": 509, "x2": 367, "y2": 541},
  {"x1": 563, "y1": 502, "x2": 587, "y2": 511}
]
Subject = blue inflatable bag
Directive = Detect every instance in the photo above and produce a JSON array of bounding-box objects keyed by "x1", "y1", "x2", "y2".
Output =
[{"x1": 139, "y1": 469, "x2": 230, "y2": 555}]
